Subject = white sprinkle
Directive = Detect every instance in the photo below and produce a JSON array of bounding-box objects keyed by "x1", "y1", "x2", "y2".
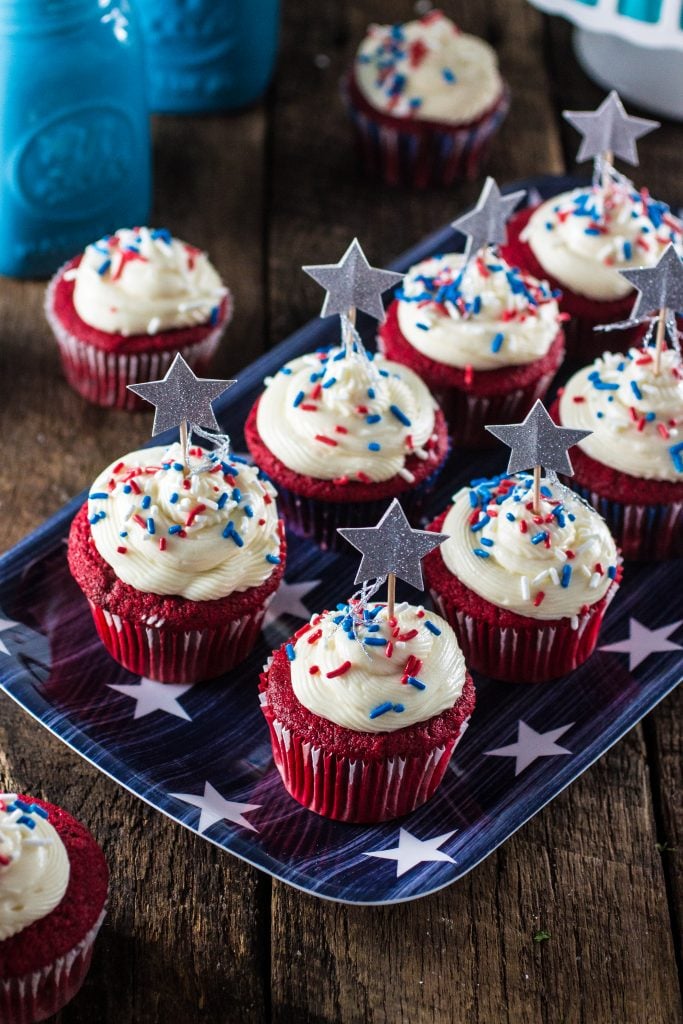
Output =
[
  {"x1": 532, "y1": 569, "x2": 549, "y2": 585},
  {"x1": 414, "y1": 447, "x2": 429, "y2": 461},
  {"x1": 520, "y1": 576, "x2": 530, "y2": 602},
  {"x1": 147, "y1": 316, "x2": 161, "y2": 335},
  {"x1": 589, "y1": 572, "x2": 602, "y2": 589},
  {"x1": 581, "y1": 564, "x2": 592, "y2": 579},
  {"x1": 398, "y1": 467, "x2": 416, "y2": 483},
  {"x1": 63, "y1": 268, "x2": 78, "y2": 281},
  {"x1": 549, "y1": 567, "x2": 560, "y2": 586},
  {"x1": 555, "y1": 548, "x2": 567, "y2": 562},
  {"x1": 570, "y1": 615, "x2": 579, "y2": 631}
]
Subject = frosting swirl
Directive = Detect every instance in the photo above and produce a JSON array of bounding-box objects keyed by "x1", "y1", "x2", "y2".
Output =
[
  {"x1": 355, "y1": 10, "x2": 503, "y2": 124},
  {"x1": 0, "y1": 796, "x2": 70, "y2": 941},
  {"x1": 522, "y1": 183, "x2": 683, "y2": 301},
  {"x1": 70, "y1": 227, "x2": 227, "y2": 336},
  {"x1": 440, "y1": 474, "x2": 619, "y2": 621},
  {"x1": 559, "y1": 346, "x2": 683, "y2": 482},
  {"x1": 396, "y1": 249, "x2": 562, "y2": 370},
  {"x1": 289, "y1": 603, "x2": 466, "y2": 732},
  {"x1": 87, "y1": 443, "x2": 281, "y2": 601},
  {"x1": 256, "y1": 346, "x2": 439, "y2": 483}
]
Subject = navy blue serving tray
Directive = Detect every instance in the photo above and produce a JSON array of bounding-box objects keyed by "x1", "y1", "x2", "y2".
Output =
[{"x1": 0, "y1": 175, "x2": 680, "y2": 904}]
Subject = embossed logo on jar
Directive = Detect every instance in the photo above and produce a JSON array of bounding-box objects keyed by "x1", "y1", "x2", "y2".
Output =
[
  {"x1": 144, "y1": 0, "x2": 237, "y2": 45},
  {"x1": 11, "y1": 104, "x2": 135, "y2": 219}
]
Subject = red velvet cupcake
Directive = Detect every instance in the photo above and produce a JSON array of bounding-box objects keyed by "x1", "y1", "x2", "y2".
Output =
[
  {"x1": 501, "y1": 182, "x2": 683, "y2": 360},
  {"x1": 46, "y1": 227, "x2": 232, "y2": 410},
  {"x1": 259, "y1": 601, "x2": 475, "y2": 822},
  {"x1": 343, "y1": 11, "x2": 509, "y2": 188},
  {"x1": 552, "y1": 345, "x2": 683, "y2": 561},
  {"x1": 0, "y1": 794, "x2": 108, "y2": 1024},
  {"x1": 424, "y1": 473, "x2": 622, "y2": 683},
  {"x1": 378, "y1": 248, "x2": 566, "y2": 447},
  {"x1": 245, "y1": 345, "x2": 449, "y2": 551},
  {"x1": 68, "y1": 442, "x2": 286, "y2": 683}
]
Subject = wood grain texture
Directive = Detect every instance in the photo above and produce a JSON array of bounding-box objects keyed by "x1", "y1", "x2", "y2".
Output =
[{"x1": 0, "y1": 1, "x2": 680, "y2": 1021}]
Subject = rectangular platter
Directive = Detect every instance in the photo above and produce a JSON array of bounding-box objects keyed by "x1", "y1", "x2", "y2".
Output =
[{"x1": 0, "y1": 174, "x2": 681, "y2": 904}]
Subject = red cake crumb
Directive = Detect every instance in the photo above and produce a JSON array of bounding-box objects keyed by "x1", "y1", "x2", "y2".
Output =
[
  {"x1": 0, "y1": 797, "x2": 108, "y2": 979},
  {"x1": 244, "y1": 399, "x2": 449, "y2": 503},
  {"x1": 67, "y1": 503, "x2": 286, "y2": 631}
]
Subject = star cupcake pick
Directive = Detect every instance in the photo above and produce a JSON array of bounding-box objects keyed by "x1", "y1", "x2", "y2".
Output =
[
  {"x1": 451, "y1": 177, "x2": 526, "y2": 264},
  {"x1": 486, "y1": 400, "x2": 591, "y2": 515},
  {"x1": 303, "y1": 238, "x2": 403, "y2": 362},
  {"x1": 127, "y1": 353, "x2": 236, "y2": 469},
  {"x1": 338, "y1": 498, "x2": 448, "y2": 619},
  {"x1": 619, "y1": 243, "x2": 683, "y2": 374}
]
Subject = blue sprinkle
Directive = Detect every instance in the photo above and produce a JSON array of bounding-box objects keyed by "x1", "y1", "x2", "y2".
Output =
[
  {"x1": 266, "y1": 553, "x2": 281, "y2": 564},
  {"x1": 146, "y1": 517, "x2": 155, "y2": 535},
  {"x1": 367, "y1": 387, "x2": 376, "y2": 399},
  {"x1": 293, "y1": 390, "x2": 305, "y2": 408},
  {"x1": 244, "y1": 504, "x2": 254, "y2": 518},
  {"x1": 389, "y1": 404, "x2": 411, "y2": 427},
  {"x1": 97, "y1": 258, "x2": 111, "y2": 275},
  {"x1": 123, "y1": 484, "x2": 132, "y2": 494},
  {"x1": 424, "y1": 620, "x2": 441, "y2": 636},
  {"x1": 506, "y1": 512, "x2": 516, "y2": 522},
  {"x1": 491, "y1": 332, "x2": 504, "y2": 353},
  {"x1": 169, "y1": 492, "x2": 179, "y2": 504},
  {"x1": 468, "y1": 491, "x2": 479, "y2": 508},
  {"x1": 540, "y1": 486, "x2": 552, "y2": 498},
  {"x1": 232, "y1": 488, "x2": 242, "y2": 503},
  {"x1": 561, "y1": 564, "x2": 572, "y2": 588},
  {"x1": 285, "y1": 643, "x2": 296, "y2": 662},
  {"x1": 367, "y1": 605, "x2": 383, "y2": 619},
  {"x1": 366, "y1": 413, "x2": 382, "y2": 424},
  {"x1": 442, "y1": 67, "x2": 456, "y2": 83},
  {"x1": 473, "y1": 548, "x2": 490, "y2": 558},
  {"x1": 217, "y1": 492, "x2": 228, "y2": 509},
  {"x1": 608, "y1": 565, "x2": 617, "y2": 579},
  {"x1": 623, "y1": 240, "x2": 632, "y2": 259},
  {"x1": 369, "y1": 701, "x2": 394, "y2": 719},
  {"x1": 322, "y1": 377, "x2": 337, "y2": 389},
  {"x1": 141, "y1": 495, "x2": 151, "y2": 509},
  {"x1": 645, "y1": 412, "x2": 656, "y2": 422},
  {"x1": 119, "y1": 531, "x2": 127, "y2": 538},
  {"x1": 416, "y1": 323, "x2": 430, "y2": 331},
  {"x1": 279, "y1": 367, "x2": 292, "y2": 375},
  {"x1": 393, "y1": 703, "x2": 405, "y2": 713},
  {"x1": 17, "y1": 815, "x2": 36, "y2": 829},
  {"x1": 407, "y1": 676, "x2": 426, "y2": 690},
  {"x1": 89, "y1": 492, "x2": 109, "y2": 500},
  {"x1": 168, "y1": 525, "x2": 182, "y2": 535},
  {"x1": 173, "y1": 462, "x2": 184, "y2": 471},
  {"x1": 531, "y1": 532, "x2": 546, "y2": 545},
  {"x1": 470, "y1": 514, "x2": 490, "y2": 533},
  {"x1": 368, "y1": 442, "x2": 381, "y2": 452},
  {"x1": 669, "y1": 441, "x2": 683, "y2": 472},
  {"x1": 630, "y1": 381, "x2": 643, "y2": 401},
  {"x1": 364, "y1": 636, "x2": 387, "y2": 646},
  {"x1": 480, "y1": 537, "x2": 494, "y2": 547}
]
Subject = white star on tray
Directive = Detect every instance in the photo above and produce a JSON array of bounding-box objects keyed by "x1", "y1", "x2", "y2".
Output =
[
  {"x1": 107, "y1": 677, "x2": 193, "y2": 721},
  {"x1": 262, "y1": 578, "x2": 320, "y2": 629},
  {"x1": 484, "y1": 720, "x2": 574, "y2": 776},
  {"x1": 599, "y1": 617, "x2": 683, "y2": 672},
  {"x1": 364, "y1": 827, "x2": 457, "y2": 878},
  {"x1": 170, "y1": 781, "x2": 260, "y2": 834},
  {"x1": 0, "y1": 618, "x2": 17, "y2": 656}
]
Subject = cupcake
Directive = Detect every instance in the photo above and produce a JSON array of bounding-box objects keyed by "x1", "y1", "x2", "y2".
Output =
[
  {"x1": 244, "y1": 344, "x2": 449, "y2": 550},
  {"x1": 259, "y1": 600, "x2": 475, "y2": 822},
  {"x1": 378, "y1": 246, "x2": 566, "y2": 447},
  {"x1": 553, "y1": 345, "x2": 683, "y2": 560},
  {"x1": 424, "y1": 471, "x2": 621, "y2": 683},
  {"x1": 0, "y1": 794, "x2": 108, "y2": 1024},
  {"x1": 46, "y1": 227, "x2": 232, "y2": 410},
  {"x1": 343, "y1": 10, "x2": 509, "y2": 189},
  {"x1": 68, "y1": 440, "x2": 286, "y2": 683}
]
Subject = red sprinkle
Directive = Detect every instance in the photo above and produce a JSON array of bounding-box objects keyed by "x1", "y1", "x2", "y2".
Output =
[
  {"x1": 315, "y1": 434, "x2": 338, "y2": 447},
  {"x1": 309, "y1": 666, "x2": 320, "y2": 675},
  {"x1": 310, "y1": 383, "x2": 322, "y2": 400},
  {"x1": 519, "y1": 520, "x2": 528, "y2": 534},
  {"x1": 300, "y1": 403, "x2": 318, "y2": 411},
  {"x1": 263, "y1": 492, "x2": 272, "y2": 505},
  {"x1": 307, "y1": 629, "x2": 323, "y2": 644},
  {"x1": 657, "y1": 423, "x2": 670, "y2": 440},
  {"x1": 116, "y1": 545, "x2": 127, "y2": 554},
  {"x1": 385, "y1": 642, "x2": 394, "y2": 659},
  {"x1": 158, "y1": 537, "x2": 167, "y2": 552},
  {"x1": 258, "y1": 518, "x2": 266, "y2": 526},
  {"x1": 327, "y1": 661, "x2": 352, "y2": 679},
  {"x1": 396, "y1": 628, "x2": 418, "y2": 642},
  {"x1": 186, "y1": 503, "x2": 206, "y2": 527},
  {"x1": 572, "y1": 396, "x2": 586, "y2": 403},
  {"x1": 132, "y1": 514, "x2": 146, "y2": 529},
  {"x1": 464, "y1": 364, "x2": 474, "y2": 387},
  {"x1": 334, "y1": 425, "x2": 348, "y2": 434},
  {"x1": 113, "y1": 461, "x2": 125, "y2": 474},
  {"x1": 533, "y1": 591, "x2": 545, "y2": 607},
  {"x1": 356, "y1": 471, "x2": 372, "y2": 484}
]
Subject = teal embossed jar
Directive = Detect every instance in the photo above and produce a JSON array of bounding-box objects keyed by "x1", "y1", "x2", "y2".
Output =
[
  {"x1": 0, "y1": 0, "x2": 151, "y2": 278},
  {"x1": 137, "y1": 0, "x2": 280, "y2": 114}
]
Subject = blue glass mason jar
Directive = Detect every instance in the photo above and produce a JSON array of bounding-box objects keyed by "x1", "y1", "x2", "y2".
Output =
[
  {"x1": 137, "y1": 0, "x2": 280, "y2": 114},
  {"x1": 0, "y1": 0, "x2": 151, "y2": 278}
]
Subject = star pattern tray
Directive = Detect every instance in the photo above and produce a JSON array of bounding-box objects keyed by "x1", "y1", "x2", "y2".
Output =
[{"x1": 0, "y1": 175, "x2": 681, "y2": 904}]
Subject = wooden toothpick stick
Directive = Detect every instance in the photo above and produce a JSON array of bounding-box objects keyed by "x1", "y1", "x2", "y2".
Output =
[
  {"x1": 179, "y1": 420, "x2": 189, "y2": 472},
  {"x1": 533, "y1": 464, "x2": 542, "y2": 516},
  {"x1": 654, "y1": 305, "x2": 667, "y2": 375},
  {"x1": 387, "y1": 572, "x2": 396, "y2": 620}
]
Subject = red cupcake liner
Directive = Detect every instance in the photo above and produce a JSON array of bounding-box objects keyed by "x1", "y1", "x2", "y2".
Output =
[
  {"x1": 501, "y1": 206, "x2": 640, "y2": 361},
  {"x1": 0, "y1": 905, "x2": 106, "y2": 1024},
  {"x1": 45, "y1": 269, "x2": 231, "y2": 410},
  {"x1": 342, "y1": 72, "x2": 510, "y2": 189},
  {"x1": 564, "y1": 481, "x2": 683, "y2": 562},
  {"x1": 88, "y1": 596, "x2": 273, "y2": 684},
  {"x1": 259, "y1": 682, "x2": 471, "y2": 824},
  {"x1": 429, "y1": 587, "x2": 617, "y2": 684}
]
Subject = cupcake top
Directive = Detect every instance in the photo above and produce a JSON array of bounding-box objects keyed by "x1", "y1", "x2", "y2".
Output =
[
  {"x1": 0, "y1": 796, "x2": 70, "y2": 942},
  {"x1": 395, "y1": 248, "x2": 562, "y2": 370},
  {"x1": 440, "y1": 473, "x2": 619, "y2": 621},
  {"x1": 67, "y1": 227, "x2": 227, "y2": 336},
  {"x1": 87, "y1": 442, "x2": 281, "y2": 601},
  {"x1": 522, "y1": 182, "x2": 683, "y2": 301},
  {"x1": 354, "y1": 10, "x2": 503, "y2": 124},
  {"x1": 286, "y1": 602, "x2": 465, "y2": 732},
  {"x1": 256, "y1": 345, "x2": 438, "y2": 483},
  {"x1": 559, "y1": 346, "x2": 683, "y2": 482}
]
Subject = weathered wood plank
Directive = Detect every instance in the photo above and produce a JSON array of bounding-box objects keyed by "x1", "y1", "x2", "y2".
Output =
[{"x1": 268, "y1": 3, "x2": 680, "y2": 1023}]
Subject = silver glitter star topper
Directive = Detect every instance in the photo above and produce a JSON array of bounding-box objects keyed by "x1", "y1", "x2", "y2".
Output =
[
  {"x1": 619, "y1": 243, "x2": 683, "y2": 374},
  {"x1": 338, "y1": 499, "x2": 448, "y2": 618},
  {"x1": 127, "y1": 353, "x2": 236, "y2": 467},
  {"x1": 451, "y1": 177, "x2": 526, "y2": 263},
  {"x1": 486, "y1": 400, "x2": 591, "y2": 514},
  {"x1": 303, "y1": 238, "x2": 403, "y2": 324},
  {"x1": 563, "y1": 90, "x2": 658, "y2": 167}
]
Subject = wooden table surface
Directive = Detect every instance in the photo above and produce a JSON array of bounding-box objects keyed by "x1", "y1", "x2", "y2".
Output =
[{"x1": 0, "y1": 2, "x2": 681, "y2": 1021}]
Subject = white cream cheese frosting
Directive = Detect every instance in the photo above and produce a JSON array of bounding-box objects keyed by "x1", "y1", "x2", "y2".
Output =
[
  {"x1": 256, "y1": 345, "x2": 439, "y2": 483},
  {"x1": 559, "y1": 346, "x2": 683, "y2": 482},
  {"x1": 522, "y1": 183, "x2": 683, "y2": 301},
  {"x1": 0, "y1": 796, "x2": 70, "y2": 942},
  {"x1": 355, "y1": 10, "x2": 503, "y2": 124},
  {"x1": 87, "y1": 443, "x2": 281, "y2": 601},
  {"x1": 395, "y1": 249, "x2": 561, "y2": 370},
  {"x1": 440, "y1": 473, "x2": 619, "y2": 621},
  {"x1": 70, "y1": 227, "x2": 227, "y2": 336},
  {"x1": 289, "y1": 602, "x2": 466, "y2": 732}
]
